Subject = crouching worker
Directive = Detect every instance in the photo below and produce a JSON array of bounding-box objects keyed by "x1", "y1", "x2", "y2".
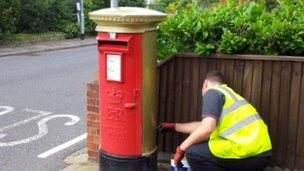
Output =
[{"x1": 158, "y1": 71, "x2": 272, "y2": 171}]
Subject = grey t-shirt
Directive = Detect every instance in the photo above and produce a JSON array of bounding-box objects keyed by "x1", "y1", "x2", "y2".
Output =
[{"x1": 200, "y1": 89, "x2": 225, "y2": 120}]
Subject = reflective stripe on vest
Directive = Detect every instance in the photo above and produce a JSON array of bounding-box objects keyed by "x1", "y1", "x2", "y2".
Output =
[
  {"x1": 221, "y1": 99, "x2": 248, "y2": 117},
  {"x1": 220, "y1": 113, "x2": 260, "y2": 137}
]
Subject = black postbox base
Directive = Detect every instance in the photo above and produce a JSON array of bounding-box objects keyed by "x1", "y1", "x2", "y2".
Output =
[{"x1": 99, "y1": 150, "x2": 157, "y2": 171}]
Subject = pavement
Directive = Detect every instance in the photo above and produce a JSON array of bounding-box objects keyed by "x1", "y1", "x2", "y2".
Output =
[
  {"x1": 63, "y1": 148, "x2": 172, "y2": 171},
  {"x1": 63, "y1": 148, "x2": 99, "y2": 171},
  {"x1": 0, "y1": 37, "x2": 96, "y2": 57},
  {"x1": 62, "y1": 149, "x2": 291, "y2": 171}
]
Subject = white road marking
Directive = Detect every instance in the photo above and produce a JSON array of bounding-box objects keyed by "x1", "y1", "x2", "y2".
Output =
[
  {"x1": 0, "y1": 114, "x2": 80, "y2": 147},
  {"x1": 0, "y1": 106, "x2": 14, "y2": 116},
  {"x1": 37, "y1": 133, "x2": 87, "y2": 158},
  {"x1": 23, "y1": 108, "x2": 51, "y2": 114},
  {"x1": 0, "y1": 109, "x2": 52, "y2": 132}
]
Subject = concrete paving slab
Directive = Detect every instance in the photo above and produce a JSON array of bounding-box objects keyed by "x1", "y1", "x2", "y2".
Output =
[{"x1": 63, "y1": 148, "x2": 99, "y2": 171}]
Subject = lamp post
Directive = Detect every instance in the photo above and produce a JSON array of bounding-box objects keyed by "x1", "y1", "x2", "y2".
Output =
[
  {"x1": 80, "y1": 0, "x2": 85, "y2": 40},
  {"x1": 111, "y1": 0, "x2": 118, "y2": 8},
  {"x1": 75, "y1": 0, "x2": 85, "y2": 40}
]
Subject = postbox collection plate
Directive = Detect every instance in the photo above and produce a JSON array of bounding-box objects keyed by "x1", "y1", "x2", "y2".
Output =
[{"x1": 106, "y1": 53, "x2": 122, "y2": 82}]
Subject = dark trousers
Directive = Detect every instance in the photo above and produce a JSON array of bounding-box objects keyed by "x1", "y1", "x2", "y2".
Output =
[{"x1": 186, "y1": 153, "x2": 270, "y2": 171}]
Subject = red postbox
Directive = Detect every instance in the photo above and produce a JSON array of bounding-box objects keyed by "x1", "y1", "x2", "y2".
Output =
[
  {"x1": 98, "y1": 33, "x2": 142, "y2": 155},
  {"x1": 89, "y1": 7, "x2": 166, "y2": 171}
]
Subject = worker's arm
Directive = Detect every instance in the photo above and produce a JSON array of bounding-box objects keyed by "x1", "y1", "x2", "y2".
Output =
[
  {"x1": 179, "y1": 117, "x2": 217, "y2": 151},
  {"x1": 157, "y1": 121, "x2": 201, "y2": 133},
  {"x1": 173, "y1": 89, "x2": 224, "y2": 167},
  {"x1": 175, "y1": 89, "x2": 223, "y2": 134},
  {"x1": 175, "y1": 122, "x2": 201, "y2": 134},
  {"x1": 172, "y1": 117, "x2": 217, "y2": 167}
]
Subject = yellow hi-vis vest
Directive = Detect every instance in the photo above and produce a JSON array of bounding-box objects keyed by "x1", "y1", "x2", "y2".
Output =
[{"x1": 208, "y1": 84, "x2": 272, "y2": 159}]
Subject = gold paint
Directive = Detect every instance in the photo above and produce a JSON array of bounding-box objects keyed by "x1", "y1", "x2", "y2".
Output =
[
  {"x1": 141, "y1": 31, "x2": 157, "y2": 155},
  {"x1": 142, "y1": 31, "x2": 157, "y2": 153},
  {"x1": 89, "y1": 7, "x2": 166, "y2": 33},
  {"x1": 95, "y1": 24, "x2": 159, "y2": 33},
  {"x1": 89, "y1": 6, "x2": 165, "y2": 156},
  {"x1": 142, "y1": 147, "x2": 158, "y2": 156}
]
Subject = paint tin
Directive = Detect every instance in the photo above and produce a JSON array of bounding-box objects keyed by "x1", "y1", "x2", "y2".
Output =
[{"x1": 170, "y1": 158, "x2": 191, "y2": 171}]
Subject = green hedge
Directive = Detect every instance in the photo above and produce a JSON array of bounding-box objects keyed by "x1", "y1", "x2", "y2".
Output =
[
  {"x1": 0, "y1": 0, "x2": 145, "y2": 40},
  {"x1": 0, "y1": 0, "x2": 21, "y2": 40},
  {"x1": 16, "y1": 0, "x2": 75, "y2": 33},
  {"x1": 157, "y1": 0, "x2": 304, "y2": 59}
]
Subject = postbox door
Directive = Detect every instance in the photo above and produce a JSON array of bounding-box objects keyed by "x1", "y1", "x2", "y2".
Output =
[{"x1": 99, "y1": 33, "x2": 142, "y2": 156}]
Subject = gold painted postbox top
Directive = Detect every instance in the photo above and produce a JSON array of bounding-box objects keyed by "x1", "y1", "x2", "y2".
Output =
[{"x1": 89, "y1": 7, "x2": 166, "y2": 33}]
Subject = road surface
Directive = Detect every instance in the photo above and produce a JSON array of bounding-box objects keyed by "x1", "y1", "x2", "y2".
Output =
[{"x1": 0, "y1": 46, "x2": 98, "y2": 171}]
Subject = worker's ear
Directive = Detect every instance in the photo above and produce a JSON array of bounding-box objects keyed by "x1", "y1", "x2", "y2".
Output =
[{"x1": 202, "y1": 80, "x2": 208, "y2": 95}]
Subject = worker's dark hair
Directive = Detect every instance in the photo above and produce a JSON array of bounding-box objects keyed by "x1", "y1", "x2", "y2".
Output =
[{"x1": 205, "y1": 71, "x2": 224, "y2": 83}]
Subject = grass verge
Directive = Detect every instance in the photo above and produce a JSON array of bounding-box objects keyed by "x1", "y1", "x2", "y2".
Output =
[{"x1": 0, "y1": 32, "x2": 66, "y2": 47}]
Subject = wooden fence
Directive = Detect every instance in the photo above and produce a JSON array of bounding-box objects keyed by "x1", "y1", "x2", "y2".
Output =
[{"x1": 156, "y1": 53, "x2": 304, "y2": 170}]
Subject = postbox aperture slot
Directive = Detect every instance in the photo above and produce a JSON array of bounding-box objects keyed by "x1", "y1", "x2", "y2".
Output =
[
  {"x1": 100, "y1": 40, "x2": 128, "y2": 46},
  {"x1": 98, "y1": 40, "x2": 130, "y2": 52}
]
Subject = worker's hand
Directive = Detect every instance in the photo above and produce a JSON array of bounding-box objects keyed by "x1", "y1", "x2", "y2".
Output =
[
  {"x1": 172, "y1": 146, "x2": 185, "y2": 167},
  {"x1": 157, "y1": 122, "x2": 175, "y2": 133}
]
